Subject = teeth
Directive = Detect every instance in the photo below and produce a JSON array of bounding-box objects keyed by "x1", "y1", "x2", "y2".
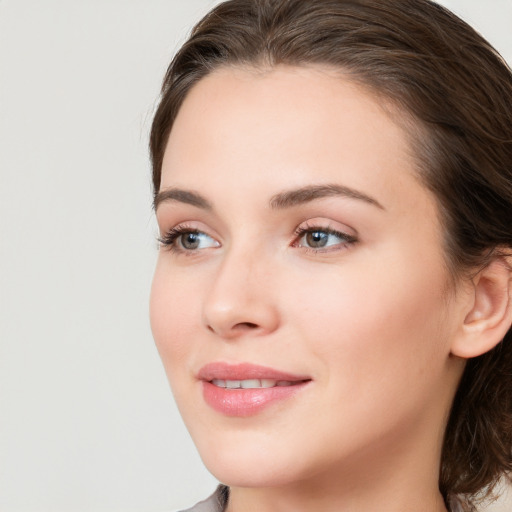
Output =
[
  {"x1": 241, "y1": 379, "x2": 261, "y2": 389},
  {"x1": 210, "y1": 379, "x2": 295, "y2": 389}
]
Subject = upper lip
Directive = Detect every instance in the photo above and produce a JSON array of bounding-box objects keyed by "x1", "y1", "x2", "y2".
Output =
[{"x1": 198, "y1": 362, "x2": 311, "y2": 382}]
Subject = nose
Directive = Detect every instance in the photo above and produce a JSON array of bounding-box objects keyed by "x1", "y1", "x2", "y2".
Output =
[{"x1": 202, "y1": 247, "x2": 280, "y2": 339}]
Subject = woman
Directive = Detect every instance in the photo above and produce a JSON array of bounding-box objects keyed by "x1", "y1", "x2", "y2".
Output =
[{"x1": 149, "y1": 1, "x2": 512, "y2": 511}]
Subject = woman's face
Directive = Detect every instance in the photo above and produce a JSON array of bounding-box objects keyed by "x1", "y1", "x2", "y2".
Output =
[{"x1": 151, "y1": 66, "x2": 465, "y2": 488}]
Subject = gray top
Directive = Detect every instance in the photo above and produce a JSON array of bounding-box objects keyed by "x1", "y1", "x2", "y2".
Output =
[
  {"x1": 179, "y1": 486, "x2": 229, "y2": 512},
  {"x1": 179, "y1": 485, "x2": 464, "y2": 512}
]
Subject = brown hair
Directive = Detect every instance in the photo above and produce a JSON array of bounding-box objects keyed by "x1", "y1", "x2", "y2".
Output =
[{"x1": 150, "y1": 0, "x2": 512, "y2": 509}]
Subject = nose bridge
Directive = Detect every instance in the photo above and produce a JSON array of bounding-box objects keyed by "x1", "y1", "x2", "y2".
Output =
[{"x1": 202, "y1": 240, "x2": 278, "y2": 338}]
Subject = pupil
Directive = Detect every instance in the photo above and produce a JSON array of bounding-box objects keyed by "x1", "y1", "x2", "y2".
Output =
[
  {"x1": 306, "y1": 231, "x2": 327, "y2": 248},
  {"x1": 182, "y1": 232, "x2": 200, "y2": 249}
]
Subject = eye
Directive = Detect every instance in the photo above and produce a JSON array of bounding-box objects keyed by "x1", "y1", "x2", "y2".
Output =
[
  {"x1": 294, "y1": 226, "x2": 357, "y2": 251},
  {"x1": 158, "y1": 227, "x2": 220, "y2": 252}
]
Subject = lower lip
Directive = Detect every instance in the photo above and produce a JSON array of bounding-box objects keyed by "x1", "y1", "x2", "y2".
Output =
[{"x1": 202, "y1": 381, "x2": 309, "y2": 417}]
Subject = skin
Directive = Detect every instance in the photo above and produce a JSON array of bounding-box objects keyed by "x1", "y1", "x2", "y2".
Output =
[{"x1": 150, "y1": 66, "x2": 473, "y2": 512}]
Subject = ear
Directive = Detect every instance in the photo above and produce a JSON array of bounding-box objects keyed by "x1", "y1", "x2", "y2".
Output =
[{"x1": 450, "y1": 257, "x2": 512, "y2": 359}]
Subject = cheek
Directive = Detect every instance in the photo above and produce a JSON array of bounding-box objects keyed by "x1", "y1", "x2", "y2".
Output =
[
  {"x1": 149, "y1": 260, "x2": 200, "y2": 370},
  {"x1": 277, "y1": 259, "x2": 452, "y2": 451},
  {"x1": 283, "y1": 252, "x2": 450, "y2": 383}
]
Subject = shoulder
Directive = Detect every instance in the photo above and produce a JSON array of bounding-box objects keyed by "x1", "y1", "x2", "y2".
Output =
[{"x1": 177, "y1": 485, "x2": 229, "y2": 512}]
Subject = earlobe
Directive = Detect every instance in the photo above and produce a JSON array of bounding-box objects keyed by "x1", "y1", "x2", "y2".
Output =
[{"x1": 451, "y1": 257, "x2": 512, "y2": 359}]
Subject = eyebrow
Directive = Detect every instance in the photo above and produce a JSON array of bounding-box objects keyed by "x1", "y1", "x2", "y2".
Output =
[
  {"x1": 269, "y1": 184, "x2": 384, "y2": 210},
  {"x1": 154, "y1": 183, "x2": 384, "y2": 212},
  {"x1": 154, "y1": 188, "x2": 213, "y2": 211}
]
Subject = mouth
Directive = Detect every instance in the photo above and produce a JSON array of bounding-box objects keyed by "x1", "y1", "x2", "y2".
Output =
[
  {"x1": 210, "y1": 379, "x2": 303, "y2": 389},
  {"x1": 198, "y1": 363, "x2": 311, "y2": 417}
]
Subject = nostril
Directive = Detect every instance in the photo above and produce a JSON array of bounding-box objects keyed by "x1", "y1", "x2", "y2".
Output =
[
  {"x1": 235, "y1": 322, "x2": 259, "y2": 330},
  {"x1": 206, "y1": 322, "x2": 258, "y2": 334}
]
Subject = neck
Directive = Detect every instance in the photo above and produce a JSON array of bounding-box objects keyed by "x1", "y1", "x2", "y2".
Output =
[
  {"x1": 226, "y1": 465, "x2": 448, "y2": 512},
  {"x1": 225, "y1": 416, "x2": 449, "y2": 512}
]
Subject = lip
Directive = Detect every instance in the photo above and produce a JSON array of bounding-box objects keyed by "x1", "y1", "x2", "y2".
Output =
[{"x1": 198, "y1": 362, "x2": 311, "y2": 417}]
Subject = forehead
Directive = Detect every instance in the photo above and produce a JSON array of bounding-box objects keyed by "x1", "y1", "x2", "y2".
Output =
[{"x1": 161, "y1": 65, "x2": 430, "y2": 217}]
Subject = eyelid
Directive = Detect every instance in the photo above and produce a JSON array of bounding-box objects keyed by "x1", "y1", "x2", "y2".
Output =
[
  {"x1": 157, "y1": 222, "x2": 221, "y2": 253},
  {"x1": 292, "y1": 220, "x2": 358, "y2": 252}
]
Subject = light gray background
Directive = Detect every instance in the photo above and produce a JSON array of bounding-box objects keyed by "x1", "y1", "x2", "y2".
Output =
[{"x1": 0, "y1": 1, "x2": 511, "y2": 511}]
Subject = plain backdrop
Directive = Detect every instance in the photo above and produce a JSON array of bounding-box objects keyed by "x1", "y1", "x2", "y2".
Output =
[{"x1": 0, "y1": 1, "x2": 511, "y2": 511}]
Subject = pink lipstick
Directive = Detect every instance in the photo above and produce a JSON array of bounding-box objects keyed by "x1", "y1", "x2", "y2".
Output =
[{"x1": 198, "y1": 362, "x2": 311, "y2": 417}]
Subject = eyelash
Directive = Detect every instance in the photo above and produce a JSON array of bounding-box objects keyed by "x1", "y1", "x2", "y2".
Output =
[
  {"x1": 158, "y1": 224, "x2": 357, "y2": 254},
  {"x1": 292, "y1": 225, "x2": 357, "y2": 253},
  {"x1": 157, "y1": 226, "x2": 207, "y2": 254}
]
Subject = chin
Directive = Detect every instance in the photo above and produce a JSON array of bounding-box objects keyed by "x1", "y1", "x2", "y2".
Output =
[
  {"x1": 192, "y1": 429, "x2": 306, "y2": 488},
  {"x1": 204, "y1": 457, "x2": 300, "y2": 489}
]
